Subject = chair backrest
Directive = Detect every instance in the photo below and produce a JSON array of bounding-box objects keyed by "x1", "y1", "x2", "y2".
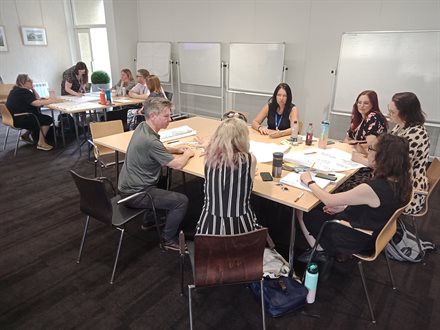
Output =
[
  {"x1": 70, "y1": 170, "x2": 113, "y2": 224},
  {"x1": 427, "y1": 158, "x2": 440, "y2": 197},
  {"x1": 0, "y1": 104, "x2": 14, "y2": 127},
  {"x1": 193, "y1": 228, "x2": 268, "y2": 287},
  {"x1": 90, "y1": 120, "x2": 124, "y2": 156},
  {"x1": 0, "y1": 83, "x2": 14, "y2": 100},
  {"x1": 164, "y1": 91, "x2": 173, "y2": 101}
]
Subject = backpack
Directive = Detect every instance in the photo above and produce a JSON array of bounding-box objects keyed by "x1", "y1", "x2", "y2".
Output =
[
  {"x1": 385, "y1": 219, "x2": 435, "y2": 262},
  {"x1": 57, "y1": 113, "x2": 76, "y2": 134}
]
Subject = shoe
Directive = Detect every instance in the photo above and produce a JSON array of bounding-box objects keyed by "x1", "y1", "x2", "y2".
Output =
[
  {"x1": 161, "y1": 239, "x2": 180, "y2": 252},
  {"x1": 297, "y1": 249, "x2": 327, "y2": 264},
  {"x1": 20, "y1": 135, "x2": 35, "y2": 145},
  {"x1": 37, "y1": 144, "x2": 53, "y2": 151}
]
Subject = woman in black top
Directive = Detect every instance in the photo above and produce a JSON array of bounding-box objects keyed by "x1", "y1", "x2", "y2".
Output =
[
  {"x1": 6, "y1": 74, "x2": 59, "y2": 151},
  {"x1": 251, "y1": 83, "x2": 299, "y2": 138},
  {"x1": 298, "y1": 133, "x2": 412, "y2": 257}
]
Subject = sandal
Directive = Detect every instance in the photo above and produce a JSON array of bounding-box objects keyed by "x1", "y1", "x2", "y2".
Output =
[{"x1": 37, "y1": 144, "x2": 53, "y2": 151}]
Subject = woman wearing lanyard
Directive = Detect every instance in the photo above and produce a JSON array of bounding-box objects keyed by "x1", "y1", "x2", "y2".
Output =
[{"x1": 251, "y1": 83, "x2": 299, "y2": 138}]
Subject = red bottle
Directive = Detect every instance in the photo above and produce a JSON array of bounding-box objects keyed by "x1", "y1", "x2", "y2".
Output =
[
  {"x1": 305, "y1": 123, "x2": 313, "y2": 146},
  {"x1": 100, "y1": 90, "x2": 106, "y2": 105}
]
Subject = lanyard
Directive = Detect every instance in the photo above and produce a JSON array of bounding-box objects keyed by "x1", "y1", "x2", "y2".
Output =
[{"x1": 275, "y1": 113, "x2": 282, "y2": 130}]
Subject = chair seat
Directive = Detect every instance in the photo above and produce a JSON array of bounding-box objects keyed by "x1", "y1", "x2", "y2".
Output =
[{"x1": 111, "y1": 195, "x2": 145, "y2": 227}]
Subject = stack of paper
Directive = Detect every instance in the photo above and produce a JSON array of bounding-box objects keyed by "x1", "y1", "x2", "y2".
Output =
[
  {"x1": 159, "y1": 125, "x2": 197, "y2": 142},
  {"x1": 249, "y1": 140, "x2": 291, "y2": 163},
  {"x1": 280, "y1": 172, "x2": 331, "y2": 192}
]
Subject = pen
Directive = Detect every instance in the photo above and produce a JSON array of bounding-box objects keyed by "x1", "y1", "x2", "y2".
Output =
[
  {"x1": 304, "y1": 151, "x2": 317, "y2": 155},
  {"x1": 167, "y1": 140, "x2": 180, "y2": 144},
  {"x1": 310, "y1": 161, "x2": 316, "y2": 170},
  {"x1": 294, "y1": 192, "x2": 304, "y2": 202}
]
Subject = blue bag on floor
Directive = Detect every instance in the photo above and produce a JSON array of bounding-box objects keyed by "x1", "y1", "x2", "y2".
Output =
[{"x1": 250, "y1": 276, "x2": 308, "y2": 317}]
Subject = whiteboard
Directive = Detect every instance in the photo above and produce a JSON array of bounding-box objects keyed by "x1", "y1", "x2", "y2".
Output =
[
  {"x1": 136, "y1": 42, "x2": 171, "y2": 83},
  {"x1": 332, "y1": 31, "x2": 440, "y2": 124},
  {"x1": 178, "y1": 42, "x2": 221, "y2": 87},
  {"x1": 228, "y1": 43, "x2": 285, "y2": 94}
]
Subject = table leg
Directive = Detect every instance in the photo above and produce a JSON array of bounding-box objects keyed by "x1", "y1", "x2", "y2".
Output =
[
  {"x1": 49, "y1": 109, "x2": 57, "y2": 148},
  {"x1": 72, "y1": 113, "x2": 81, "y2": 156},
  {"x1": 289, "y1": 209, "x2": 296, "y2": 276},
  {"x1": 115, "y1": 151, "x2": 120, "y2": 185}
]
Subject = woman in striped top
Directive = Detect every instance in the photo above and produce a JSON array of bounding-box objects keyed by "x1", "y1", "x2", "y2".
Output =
[{"x1": 196, "y1": 118, "x2": 259, "y2": 235}]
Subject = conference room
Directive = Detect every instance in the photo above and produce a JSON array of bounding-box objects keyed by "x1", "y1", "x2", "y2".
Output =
[{"x1": 1, "y1": 1, "x2": 439, "y2": 329}]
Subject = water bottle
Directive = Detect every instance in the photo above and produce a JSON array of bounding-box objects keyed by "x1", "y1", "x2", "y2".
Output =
[
  {"x1": 304, "y1": 262, "x2": 319, "y2": 303},
  {"x1": 105, "y1": 90, "x2": 112, "y2": 103},
  {"x1": 290, "y1": 120, "x2": 299, "y2": 145},
  {"x1": 121, "y1": 86, "x2": 126, "y2": 96},
  {"x1": 318, "y1": 120, "x2": 330, "y2": 149},
  {"x1": 272, "y1": 152, "x2": 283, "y2": 178},
  {"x1": 305, "y1": 123, "x2": 313, "y2": 146},
  {"x1": 100, "y1": 90, "x2": 106, "y2": 105}
]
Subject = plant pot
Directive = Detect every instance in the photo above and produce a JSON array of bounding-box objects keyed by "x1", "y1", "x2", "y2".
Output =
[{"x1": 91, "y1": 83, "x2": 111, "y2": 92}]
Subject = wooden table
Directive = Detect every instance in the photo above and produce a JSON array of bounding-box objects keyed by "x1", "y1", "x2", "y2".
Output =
[{"x1": 94, "y1": 116, "x2": 357, "y2": 271}]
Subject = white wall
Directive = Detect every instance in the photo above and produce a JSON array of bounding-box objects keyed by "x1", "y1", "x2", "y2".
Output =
[
  {"x1": 134, "y1": 0, "x2": 440, "y2": 154},
  {"x1": 0, "y1": 0, "x2": 73, "y2": 93}
]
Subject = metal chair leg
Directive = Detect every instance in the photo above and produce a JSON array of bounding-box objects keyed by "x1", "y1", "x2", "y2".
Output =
[
  {"x1": 384, "y1": 252, "x2": 396, "y2": 289},
  {"x1": 411, "y1": 216, "x2": 425, "y2": 260},
  {"x1": 188, "y1": 284, "x2": 195, "y2": 330},
  {"x1": 14, "y1": 130, "x2": 22, "y2": 157},
  {"x1": 77, "y1": 216, "x2": 90, "y2": 263},
  {"x1": 260, "y1": 278, "x2": 266, "y2": 330},
  {"x1": 3, "y1": 126, "x2": 10, "y2": 150},
  {"x1": 110, "y1": 227, "x2": 125, "y2": 285},
  {"x1": 357, "y1": 261, "x2": 376, "y2": 323}
]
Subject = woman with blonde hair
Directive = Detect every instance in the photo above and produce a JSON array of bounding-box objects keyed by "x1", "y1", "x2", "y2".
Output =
[
  {"x1": 112, "y1": 68, "x2": 136, "y2": 95},
  {"x1": 196, "y1": 118, "x2": 259, "y2": 235}
]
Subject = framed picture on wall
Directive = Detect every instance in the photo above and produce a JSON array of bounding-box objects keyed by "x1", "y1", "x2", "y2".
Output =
[
  {"x1": 0, "y1": 26, "x2": 8, "y2": 51},
  {"x1": 21, "y1": 27, "x2": 47, "y2": 46}
]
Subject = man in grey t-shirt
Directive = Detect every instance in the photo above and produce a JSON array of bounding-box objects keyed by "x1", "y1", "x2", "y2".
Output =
[{"x1": 118, "y1": 97, "x2": 194, "y2": 251}]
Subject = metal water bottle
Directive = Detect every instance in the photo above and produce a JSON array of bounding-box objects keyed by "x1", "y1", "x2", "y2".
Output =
[
  {"x1": 304, "y1": 262, "x2": 319, "y2": 303},
  {"x1": 272, "y1": 152, "x2": 283, "y2": 178},
  {"x1": 318, "y1": 120, "x2": 330, "y2": 149},
  {"x1": 105, "y1": 90, "x2": 112, "y2": 103},
  {"x1": 305, "y1": 123, "x2": 313, "y2": 146},
  {"x1": 100, "y1": 90, "x2": 106, "y2": 105},
  {"x1": 290, "y1": 120, "x2": 299, "y2": 144}
]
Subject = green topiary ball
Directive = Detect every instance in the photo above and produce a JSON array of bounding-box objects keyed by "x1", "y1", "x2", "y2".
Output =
[{"x1": 91, "y1": 71, "x2": 110, "y2": 84}]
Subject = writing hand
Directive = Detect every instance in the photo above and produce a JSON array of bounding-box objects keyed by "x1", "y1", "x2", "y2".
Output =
[{"x1": 300, "y1": 171, "x2": 312, "y2": 185}]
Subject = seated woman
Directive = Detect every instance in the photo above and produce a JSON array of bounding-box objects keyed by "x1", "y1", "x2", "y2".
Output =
[
  {"x1": 344, "y1": 90, "x2": 387, "y2": 143},
  {"x1": 196, "y1": 117, "x2": 259, "y2": 235},
  {"x1": 61, "y1": 61, "x2": 89, "y2": 96},
  {"x1": 298, "y1": 133, "x2": 412, "y2": 261},
  {"x1": 251, "y1": 83, "x2": 299, "y2": 138},
  {"x1": 112, "y1": 68, "x2": 136, "y2": 96},
  {"x1": 6, "y1": 74, "x2": 60, "y2": 151}
]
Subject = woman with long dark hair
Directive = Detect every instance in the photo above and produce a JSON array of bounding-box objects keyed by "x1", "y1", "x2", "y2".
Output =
[{"x1": 61, "y1": 61, "x2": 89, "y2": 96}]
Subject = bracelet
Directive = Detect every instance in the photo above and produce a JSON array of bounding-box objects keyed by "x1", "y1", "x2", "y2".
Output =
[{"x1": 307, "y1": 180, "x2": 316, "y2": 187}]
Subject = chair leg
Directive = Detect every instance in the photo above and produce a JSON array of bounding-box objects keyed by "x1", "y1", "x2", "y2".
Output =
[
  {"x1": 357, "y1": 260, "x2": 376, "y2": 323},
  {"x1": 260, "y1": 278, "x2": 266, "y2": 330},
  {"x1": 14, "y1": 129, "x2": 22, "y2": 157},
  {"x1": 110, "y1": 227, "x2": 125, "y2": 284},
  {"x1": 77, "y1": 216, "x2": 90, "y2": 263},
  {"x1": 94, "y1": 159, "x2": 98, "y2": 178},
  {"x1": 3, "y1": 126, "x2": 10, "y2": 150},
  {"x1": 384, "y1": 252, "x2": 396, "y2": 289},
  {"x1": 188, "y1": 284, "x2": 195, "y2": 330},
  {"x1": 411, "y1": 216, "x2": 425, "y2": 260}
]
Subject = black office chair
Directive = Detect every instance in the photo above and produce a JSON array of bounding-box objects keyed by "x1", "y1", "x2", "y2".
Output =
[{"x1": 70, "y1": 170, "x2": 161, "y2": 284}]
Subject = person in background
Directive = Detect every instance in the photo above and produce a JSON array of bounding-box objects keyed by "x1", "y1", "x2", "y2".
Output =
[
  {"x1": 118, "y1": 97, "x2": 195, "y2": 251},
  {"x1": 6, "y1": 74, "x2": 60, "y2": 151},
  {"x1": 251, "y1": 83, "x2": 299, "y2": 138},
  {"x1": 297, "y1": 134, "x2": 412, "y2": 268},
  {"x1": 61, "y1": 61, "x2": 89, "y2": 96},
  {"x1": 344, "y1": 90, "x2": 387, "y2": 143},
  {"x1": 112, "y1": 68, "x2": 136, "y2": 96},
  {"x1": 128, "y1": 69, "x2": 150, "y2": 99},
  {"x1": 196, "y1": 116, "x2": 259, "y2": 235}
]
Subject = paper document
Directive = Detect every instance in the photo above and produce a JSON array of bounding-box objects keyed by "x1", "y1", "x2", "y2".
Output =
[
  {"x1": 250, "y1": 140, "x2": 290, "y2": 163},
  {"x1": 159, "y1": 125, "x2": 197, "y2": 142},
  {"x1": 49, "y1": 101, "x2": 102, "y2": 111},
  {"x1": 60, "y1": 94, "x2": 100, "y2": 103},
  {"x1": 284, "y1": 148, "x2": 364, "y2": 172},
  {"x1": 280, "y1": 172, "x2": 331, "y2": 192}
]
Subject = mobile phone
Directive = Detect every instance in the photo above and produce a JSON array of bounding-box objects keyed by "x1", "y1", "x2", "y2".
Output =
[
  {"x1": 315, "y1": 172, "x2": 337, "y2": 181},
  {"x1": 260, "y1": 172, "x2": 273, "y2": 181}
]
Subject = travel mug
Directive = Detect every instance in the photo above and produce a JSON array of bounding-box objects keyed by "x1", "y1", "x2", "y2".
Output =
[{"x1": 272, "y1": 152, "x2": 283, "y2": 178}]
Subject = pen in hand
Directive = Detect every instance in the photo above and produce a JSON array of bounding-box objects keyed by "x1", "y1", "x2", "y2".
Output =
[{"x1": 294, "y1": 192, "x2": 304, "y2": 202}]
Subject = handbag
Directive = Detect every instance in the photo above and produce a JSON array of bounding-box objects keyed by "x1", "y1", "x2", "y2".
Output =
[{"x1": 250, "y1": 276, "x2": 308, "y2": 318}]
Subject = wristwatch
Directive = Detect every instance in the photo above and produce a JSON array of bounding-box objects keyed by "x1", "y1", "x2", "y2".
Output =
[{"x1": 307, "y1": 180, "x2": 316, "y2": 187}]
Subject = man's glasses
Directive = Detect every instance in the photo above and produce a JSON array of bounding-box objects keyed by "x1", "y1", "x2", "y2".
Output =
[
  {"x1": 222, "y1": 111, "x2": 247, "y2": 122},
  {"x1": 367, "y1": 145, "x2": 376, "y2": 152}
]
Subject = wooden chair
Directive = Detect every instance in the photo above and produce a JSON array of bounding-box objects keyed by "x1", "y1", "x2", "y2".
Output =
[
  {"x1": 179, "y1": 228, "x2": 268, "y2": 330},
  {"x1": 408, "y1": 158, "x2": 440, "y2": 259},
  {"x1": 305, "y1": 204, "x2": 408, "y2": 323},
  {"x1": 70, "y1": 170, "x2": 162, "y2": 284},
  {"x1": 88, "y1": 120, "x2": 125, "y2": 177}
]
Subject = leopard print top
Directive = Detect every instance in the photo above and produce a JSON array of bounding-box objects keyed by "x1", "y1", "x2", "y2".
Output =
[{"x1": 391, "y1": 124, "x2": 430, "y2": 214}]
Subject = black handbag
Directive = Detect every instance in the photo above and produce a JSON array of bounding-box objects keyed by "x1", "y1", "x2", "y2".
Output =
[{"x1": 250, "y1": 276, "x2": 308, "y2": 317}]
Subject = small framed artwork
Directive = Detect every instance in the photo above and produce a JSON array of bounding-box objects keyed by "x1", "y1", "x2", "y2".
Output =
[
  {"x1": 21, "y1": 26, "x2": 47, "y2": 46},
  {"x1": 0, "y1": 26, "x2": 8, "y2": 51}
]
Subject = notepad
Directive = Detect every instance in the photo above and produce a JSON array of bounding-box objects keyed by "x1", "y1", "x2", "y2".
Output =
[
  {"x1": 159, "y1": 125, "x2": 197, "y2": 142},
  {"x1": 280, "y1": 172, "x2": 330, "y2": 192}
]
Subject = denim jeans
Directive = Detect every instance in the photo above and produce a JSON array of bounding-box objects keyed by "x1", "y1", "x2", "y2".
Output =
[{"x1": 123, "y1": 187, "x2": 188, "y2": 242}]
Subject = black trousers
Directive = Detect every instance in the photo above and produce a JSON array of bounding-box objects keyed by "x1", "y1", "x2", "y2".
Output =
[{"x1": 13, "y1": 113, "x2": 52, "y2": 142}]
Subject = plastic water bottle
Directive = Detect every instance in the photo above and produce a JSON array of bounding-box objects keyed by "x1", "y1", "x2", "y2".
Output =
[
  {"x1": 290, "y1": 120, "x2": 299, "y2": 145},
  {"x1": 100, "y1": 90, "x2": 106, "y2": 105},
  {"x1": 318, "y1": 120, "x2": 330, "y2": 149},
  {"x1": 305, "y1": 123, "x2": 313, "y2": 146},
  {"x1": 105, "y1": 90, "x2": 112, "y2": 103},
  {"x1": 304, "y1": 262, "x2": 319, "y2": 303}
]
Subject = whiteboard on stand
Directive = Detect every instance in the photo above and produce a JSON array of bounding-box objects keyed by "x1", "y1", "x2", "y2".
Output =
[{"x1": 136, "y1": 42, "x2": 171, "y2": 83}]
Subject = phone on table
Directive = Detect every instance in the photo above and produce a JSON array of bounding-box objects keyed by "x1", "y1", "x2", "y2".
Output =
[
  {"x1": 260, "y1": 172, "x2": 273, "y2": 181},
  {"x1": 315, "y1": 172, "x2": 337, "y2": 181}
]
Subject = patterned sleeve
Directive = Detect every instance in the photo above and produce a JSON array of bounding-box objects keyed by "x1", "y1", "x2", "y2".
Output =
[{"x1": 363, "y1": 112, "x2": 387, "y2": 136}]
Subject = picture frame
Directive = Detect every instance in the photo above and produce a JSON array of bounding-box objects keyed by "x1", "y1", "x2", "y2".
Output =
[
  {"x1": 0, "y1": 26, "x2": 8, "y2": 51},
  {"x1": 21, "y1": 26, "x2": 47, "y2": 46}
]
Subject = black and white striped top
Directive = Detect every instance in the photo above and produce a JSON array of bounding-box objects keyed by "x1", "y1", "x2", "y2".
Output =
[{"x1": 196, "y1": 153, "x2": 258, "y2": 235}]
